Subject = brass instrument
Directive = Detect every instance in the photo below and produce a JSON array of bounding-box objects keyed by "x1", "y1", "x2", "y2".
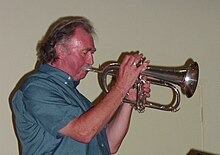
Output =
[{"x1": 86, "y1": 59, "x2": 199, "y2": 113}]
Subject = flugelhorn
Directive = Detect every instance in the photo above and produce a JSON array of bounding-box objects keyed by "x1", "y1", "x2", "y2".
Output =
[{"x1": 86, "y1": 59, "x2": 199, "y2": 113}]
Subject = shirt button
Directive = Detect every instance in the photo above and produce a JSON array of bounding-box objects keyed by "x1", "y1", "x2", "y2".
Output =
[
  {"x1": 101, "y1": 144, "x2": 104, "y2": 147},
  {"x1": 64, "y1": 82, "x2": 68, "y2": 85},
  {"x1": 68, "y1": 76, "x2": 71, "y2": 80}
]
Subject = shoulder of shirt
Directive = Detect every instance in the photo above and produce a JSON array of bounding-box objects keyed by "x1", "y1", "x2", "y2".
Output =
[{"x1": 20, "y1": 72, "x2": 54, "y2": 91}]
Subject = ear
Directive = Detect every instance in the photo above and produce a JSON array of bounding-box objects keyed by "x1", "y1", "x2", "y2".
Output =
[{"x1": 55, "y1": 44, "x2": 66, "y2": 60}]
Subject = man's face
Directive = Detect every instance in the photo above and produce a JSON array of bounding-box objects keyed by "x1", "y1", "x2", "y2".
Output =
[{"x1": 61, "y1": 27, "x2": 96, "y2": 81}]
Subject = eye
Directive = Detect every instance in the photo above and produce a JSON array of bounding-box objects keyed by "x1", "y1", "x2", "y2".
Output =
[{"x1": 82, "y1": 48, "x2": 96, "y2": 55}]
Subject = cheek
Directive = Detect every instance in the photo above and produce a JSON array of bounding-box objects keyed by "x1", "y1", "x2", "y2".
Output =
[{"x1": 74, "y1": 56, "x2": 86, "y2": 69}]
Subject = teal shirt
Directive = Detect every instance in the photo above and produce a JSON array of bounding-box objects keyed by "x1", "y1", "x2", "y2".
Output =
[{"x1": 12, "y1": 64, "x2": 110, "y2": 155}]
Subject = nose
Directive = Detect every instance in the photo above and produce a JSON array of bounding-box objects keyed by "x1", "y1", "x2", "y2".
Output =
[{"x1": 86, "y1": 52, "x2": 94, "y2": 65}]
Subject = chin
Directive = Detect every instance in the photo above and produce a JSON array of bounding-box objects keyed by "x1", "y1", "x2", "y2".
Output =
[{"x1": 75, "y1": 72, "x2": 87, "y2": 81}]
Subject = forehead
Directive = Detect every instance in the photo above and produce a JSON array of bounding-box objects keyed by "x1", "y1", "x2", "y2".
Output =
[{"x1": 67, "y1": 27, "x2": 94, "y2": 46}]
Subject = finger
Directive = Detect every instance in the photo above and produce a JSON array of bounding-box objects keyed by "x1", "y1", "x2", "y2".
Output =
[
  {"x1": 120, "y1": 55, "x2": 130, "y2": 68},
  {"x1": 121, "y1": 55, "x2": 137, "y2": 69},
  {"x1": 136, "y1": 58, "x2": 151, "y2": 73},
  {"x1": 144, "y1": 92, "x2": 151, "y2": 98},
  {"x1": 143, "y1": 87, "x2": 151, "y2": 93},
  {"x1": 136, "y1": 62, "x2": 147, "y2": 74},
  {"x1": 131, "y1": 54, "x2": 143, "y2": 67},
  {"x1": 140, "y1": 75, "x2": 147, "y2": 81},
  {"x1": 126, "y1": 88, "x2": 137, "y2": 100},
  {"x1": 145, "y1": 60, "x2": 150, "y2": 68},
  {"x1": 143, "y1": 81, "x2": 150, "y2": 89}
]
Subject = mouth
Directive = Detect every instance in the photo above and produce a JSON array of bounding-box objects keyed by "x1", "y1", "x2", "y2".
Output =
[{"x1": 85, "y1": 66, "x2": 93, "y2": 72}]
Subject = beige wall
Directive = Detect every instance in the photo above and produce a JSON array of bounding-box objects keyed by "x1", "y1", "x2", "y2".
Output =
[{"x1": 1, "y1": 0, "x2": 220, "y2": 154}]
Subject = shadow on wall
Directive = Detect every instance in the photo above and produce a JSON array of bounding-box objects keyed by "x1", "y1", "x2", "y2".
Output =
[
  {"x1": 187, "y1": 149, "x2": 219, "y2": 155},
  {"x1": 8, "y1": 61, "x2": 41, "y2": 155}
]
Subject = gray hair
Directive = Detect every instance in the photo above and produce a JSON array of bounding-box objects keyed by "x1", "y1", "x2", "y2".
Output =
[{"x1": 36, "y1": 16, "x2": 95, "y2": 64}]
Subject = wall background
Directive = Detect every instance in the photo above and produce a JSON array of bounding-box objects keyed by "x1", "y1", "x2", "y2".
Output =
[{"x1": 1, "y1": 0, "x2": 220, "y2": 154}]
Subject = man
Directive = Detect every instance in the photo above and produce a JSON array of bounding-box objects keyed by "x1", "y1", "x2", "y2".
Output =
[{"x1": 12, "y1": 16, "x2": 150, "y2": 155}]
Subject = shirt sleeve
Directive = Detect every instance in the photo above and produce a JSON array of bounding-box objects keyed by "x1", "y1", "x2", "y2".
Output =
[{"x1": 22, "y1": 78, "x2": 83, "y2": 138}]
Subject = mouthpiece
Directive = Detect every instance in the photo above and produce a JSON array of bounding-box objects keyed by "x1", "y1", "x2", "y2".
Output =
[{"x1": 86, "y1": 66, "x2": 102, "y2": 73}]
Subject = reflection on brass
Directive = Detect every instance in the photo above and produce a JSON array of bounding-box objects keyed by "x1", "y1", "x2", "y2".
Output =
[{"x1": 87, "y1": 59, "x2": 199, "y2": 113}]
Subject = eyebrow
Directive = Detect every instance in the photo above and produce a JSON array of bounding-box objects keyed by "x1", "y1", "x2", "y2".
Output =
[{"x1": 86, "y1": 47, "x2": 96, "y2": 53}]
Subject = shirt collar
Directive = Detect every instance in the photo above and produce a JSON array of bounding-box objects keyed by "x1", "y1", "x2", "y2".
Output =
[{"x1": 39, "y1": 64, "x2": 80, "y2": 88}]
